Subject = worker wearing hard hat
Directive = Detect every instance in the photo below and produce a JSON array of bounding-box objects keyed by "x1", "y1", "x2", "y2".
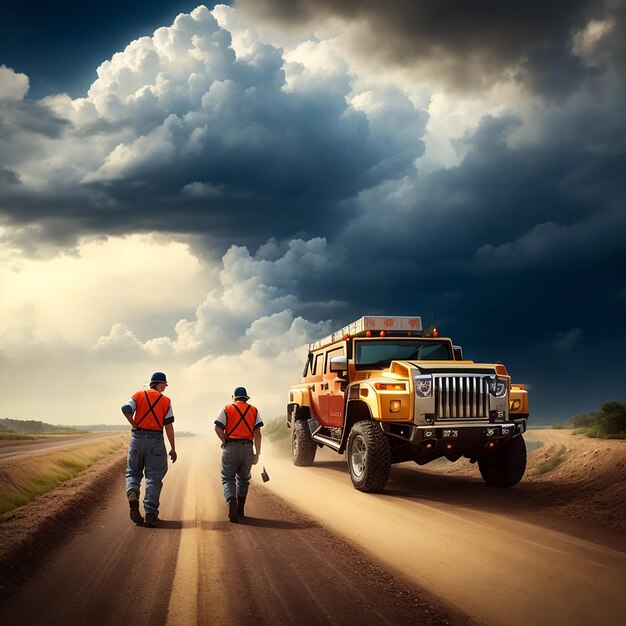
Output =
[
  {"x1": 214, "y1": 386, "x2": 263, "y2": 523},
  {"x1": 121, "y1": 371, "x2": 177, "y2": 528}
]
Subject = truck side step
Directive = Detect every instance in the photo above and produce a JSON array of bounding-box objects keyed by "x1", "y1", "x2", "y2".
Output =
[{"x1": 312, "y1": 433, "x2": 342, "y2": 451}]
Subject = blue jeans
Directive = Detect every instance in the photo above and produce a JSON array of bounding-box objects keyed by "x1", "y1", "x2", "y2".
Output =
[
  {"x1": 220, "y1": 440, "x2": 254, "y2": 501},
  {"x1": 125, "y1": 430, "x2": 168, "y2": 515}
]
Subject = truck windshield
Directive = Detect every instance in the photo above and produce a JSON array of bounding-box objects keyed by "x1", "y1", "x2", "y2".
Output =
[{"x1": 354, "y1": 339, "x2": 453, "y2": 369}]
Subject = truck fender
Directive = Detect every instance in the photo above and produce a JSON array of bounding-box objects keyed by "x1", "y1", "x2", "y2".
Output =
[
  {"x1": 287, "y1": 403, "x2": 311, "y2": 427},
  {"x1": 339, "y1": 399, "x2": 374, "y2": 453}
]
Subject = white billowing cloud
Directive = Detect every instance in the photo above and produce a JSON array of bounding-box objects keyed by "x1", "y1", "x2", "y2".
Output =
[
  {"x1": 0, "y1": 65, "x2": 29, "y2": 100},
  {"x1": 572, "y1": 18, "x2": 616, "y2": 67},
  {"x1": 87, "y1": 8, "x2": 234, "y2": 126},
  {"x1": 82, "y1": 113, "x2": 180, "y2": 183},
  {"x1": 0, "y1": 2, "x2": 430, "y2": 241},
  {"x1": 180, "y1": 311, "x2": 330, "y2": 422},
  {"x1": 87, "y1": 237, "x2": 339, "y2": 424},
  {"x1": 0, "y1": 233, "x2": 338, "y2": 428},
  {"x1": 94, "y1": 323, "x2": 145, "y2": 353},
  {"x1": 99, "y1": 236, "x2": 341, "y2": 357},
  {"x1": 283, "y1": 37, "x2": 352, "y2": 95},
  {"x1": 0, "y1": 233, "x2": 214, "y2": 347}
]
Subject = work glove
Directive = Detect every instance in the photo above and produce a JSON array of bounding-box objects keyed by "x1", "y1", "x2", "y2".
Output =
[{"x1": 169, "y1": 450, "x2": 178, "y2": 463}]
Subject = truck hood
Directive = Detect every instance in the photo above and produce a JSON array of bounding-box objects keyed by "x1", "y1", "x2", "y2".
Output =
[{"x1": 397, "y1": 360, "x2": 499, "y2": 375}]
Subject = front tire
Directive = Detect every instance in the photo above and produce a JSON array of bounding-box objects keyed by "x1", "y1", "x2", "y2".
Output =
[
  {"x1": 291, "y1": 419, "x2": 317, "y2": 466},
  {"x1": 478, "y1": 435, "x2": 527, "y2": 487},
  {"x1": 347, "y1": 421, "x2": 392, "y2": 492}
]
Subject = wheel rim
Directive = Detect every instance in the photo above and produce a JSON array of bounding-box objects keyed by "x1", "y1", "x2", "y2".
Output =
[{"x1": 350, "y1": 435, "x2": 367, "y2": 478}]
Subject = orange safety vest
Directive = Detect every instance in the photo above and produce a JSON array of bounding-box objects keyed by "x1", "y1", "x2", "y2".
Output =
[
  {"x1": 224, "y1": 401, "x2": 258, "y2": 441},
  {"x1": 132, "y1": 389, "x2": 171, "y2": 431}
]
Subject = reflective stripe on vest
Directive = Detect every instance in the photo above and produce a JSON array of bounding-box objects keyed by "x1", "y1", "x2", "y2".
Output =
[
  {"x1": 224, "y1": 402, "x2": 257, "y2": 441},
  {"x1": 133, "y1": 389, "x2": 170, "y2": 431}
]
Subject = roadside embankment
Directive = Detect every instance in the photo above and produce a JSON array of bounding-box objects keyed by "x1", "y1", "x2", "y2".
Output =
[
  {"x1": 430, "y1": 428, "x2": 626, "y2": 533},
  {"x1": 0, "y1": 433, "x2": 127, "y2": 518},
  {"x1": 0, "y1": 436, "x2": 128, "y2": 600}
]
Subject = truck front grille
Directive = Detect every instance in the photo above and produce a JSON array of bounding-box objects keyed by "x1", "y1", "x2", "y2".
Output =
[{"x1": 434, "y1": 375, "x2": 489, "y2": 420}]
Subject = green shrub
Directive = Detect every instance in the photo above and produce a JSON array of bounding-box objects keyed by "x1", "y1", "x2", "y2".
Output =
[
  {"x1": 572, "y1": 412, "x2": 595, "y2": 428},
  {"x1": 569, "y1": 401, "x2": 626, "y2": 439}
]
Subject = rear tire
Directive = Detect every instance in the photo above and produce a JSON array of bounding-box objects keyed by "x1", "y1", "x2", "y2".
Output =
[
  {"x1": 478, "y1": 435, "x2": 527, "y2": 487},
  {"x1": 291, "y1": 419, "x2": 317, "y2": 466},
  {"x1": 347, "y1": 421, "x2": 392, "y2": 492}
]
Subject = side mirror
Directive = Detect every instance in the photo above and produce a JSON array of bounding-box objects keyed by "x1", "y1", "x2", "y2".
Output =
[
  {"x1": 329, "y1": 355, "x2": 348, "y2": 373},
  {"x1": 453, "y1": 346, "x2": 463, "y2": 361}
]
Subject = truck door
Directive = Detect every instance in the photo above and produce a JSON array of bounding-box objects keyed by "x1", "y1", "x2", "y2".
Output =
[
  {"x1": 307, "y1": 352, "x2": 325, "y2": 425},
  {"x1": 320, "y1": 346, "x2": 346, "y2": 427}
]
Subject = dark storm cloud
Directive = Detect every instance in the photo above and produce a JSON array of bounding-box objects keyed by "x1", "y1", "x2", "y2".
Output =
[
  {"x1": 0, "y1": 7, "x2": 427, "y2": 252},
  {"x1": 304, "y1": 99, "x2": 626, "y2": 421},
  {"x1": 0, "y1": 169, "x2": 20, "y2": 185},
  {"x1": 237, "y1": 0, "x2": 619, "y2": 97},
  {"x1": 0, "y1": 99, "x2": 70, "y2": 140}
]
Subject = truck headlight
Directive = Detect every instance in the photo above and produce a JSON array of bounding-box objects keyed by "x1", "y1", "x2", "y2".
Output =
[
  {"x1": 488, "y1": 376, "x2": 507, "y2": 397},
  {"x1": 415, "y1": 375, "x2": 432, "y2": 398}
]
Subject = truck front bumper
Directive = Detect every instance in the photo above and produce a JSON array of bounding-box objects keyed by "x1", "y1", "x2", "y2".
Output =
[{"x1": 381, "y1": 419, "x2": 526, "y2": 461}]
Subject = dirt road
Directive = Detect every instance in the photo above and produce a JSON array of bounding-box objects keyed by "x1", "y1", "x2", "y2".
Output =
[
  {"x1": 0, "y1": 436, "x2": 459, "y2": 626},
  {"x1": 2, "y1": 432, "x2": 625, "y2": 626},
  {"x1": 262, "y1": 430, "x2": 626, "y2": 626}
]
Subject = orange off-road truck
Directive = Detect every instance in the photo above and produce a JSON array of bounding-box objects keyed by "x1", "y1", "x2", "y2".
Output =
[{"x1": 287, "y1": 316, "x2": 529, "y2": 492}]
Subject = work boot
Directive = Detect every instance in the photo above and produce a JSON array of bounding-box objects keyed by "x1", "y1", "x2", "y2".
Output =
[
  {"x1": 145, "y1": 513, "x2": 159, "y2": 528},
  {"x1": 237, "y1": 497, "x2": 246, "y2": 518},
  {"x1": 227, "y1": 498, "x2": 239, "y2": 523},
  {"x1": 127, "y1": 489, "x2": 143, "y2": 525}
]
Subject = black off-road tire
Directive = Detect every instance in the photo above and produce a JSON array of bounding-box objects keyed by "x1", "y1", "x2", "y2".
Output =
[
  {"x1": 291, "y1": 419, "x2": 317, "y2": 466},
  {"x1": 347, "y1": 421, "x2": 392, "y2": 492},
  {"x1": 478, "y1": 435, "x2": 527, "y2": 487}
]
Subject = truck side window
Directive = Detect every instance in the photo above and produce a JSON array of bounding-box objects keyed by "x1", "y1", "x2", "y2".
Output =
[
  {"x1": 325, "y1": 347, "x2": 345, "y2": 373},
  {"x1": 313, "y1": 353, "x2": 323, "y2": 375}
]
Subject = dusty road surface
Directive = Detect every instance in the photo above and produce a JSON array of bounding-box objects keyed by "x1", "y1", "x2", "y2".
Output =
[
  {"x1": 0, "y1": 436, "x2": 460, "y2": 626},
  {"x1": 2, "y1": 431, "x2": 625, "y2": 626},
  {"x1": 262, "y1": 429, "x2": 626, "y2": 626}
]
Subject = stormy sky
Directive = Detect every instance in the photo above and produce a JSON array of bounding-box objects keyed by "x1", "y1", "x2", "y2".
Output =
[{"x1": 0, "y1": 1, "x2": 624, "y2": 429}]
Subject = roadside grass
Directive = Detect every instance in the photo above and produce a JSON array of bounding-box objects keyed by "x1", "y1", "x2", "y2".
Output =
[
  {"x1": 0, "y1": 433, "x2": 47, "y2": 441},
  {"x1": 0, "y1": 435, "x2": 127, "y2": 520},
  {"x1": 534, "y1": 444, "x2": 568, "y2": 475},
  {"x1": 0, "y1": 432, "x2": 91, "y2": 441}
]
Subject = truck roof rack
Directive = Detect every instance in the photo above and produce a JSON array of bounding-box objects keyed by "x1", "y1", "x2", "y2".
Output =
[{"x1": 309, "y1": 316, "x2": 423, "y2": 351}]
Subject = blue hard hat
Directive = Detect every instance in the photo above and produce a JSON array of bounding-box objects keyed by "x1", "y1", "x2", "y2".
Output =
[
  {"x1": 233, "y1": 386, "x2": 249, "y2": 400},
  {"x1": 150, "y1": 372, "x2": 168, "y2": 386}
]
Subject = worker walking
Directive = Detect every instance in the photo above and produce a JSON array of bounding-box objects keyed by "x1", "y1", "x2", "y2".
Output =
[
  {"x1": 214, "y1": 386, "x2": 263, "y2": 523},
  {"x1": 121, "y1": 371, "x2": 177, "y2": 528}
]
